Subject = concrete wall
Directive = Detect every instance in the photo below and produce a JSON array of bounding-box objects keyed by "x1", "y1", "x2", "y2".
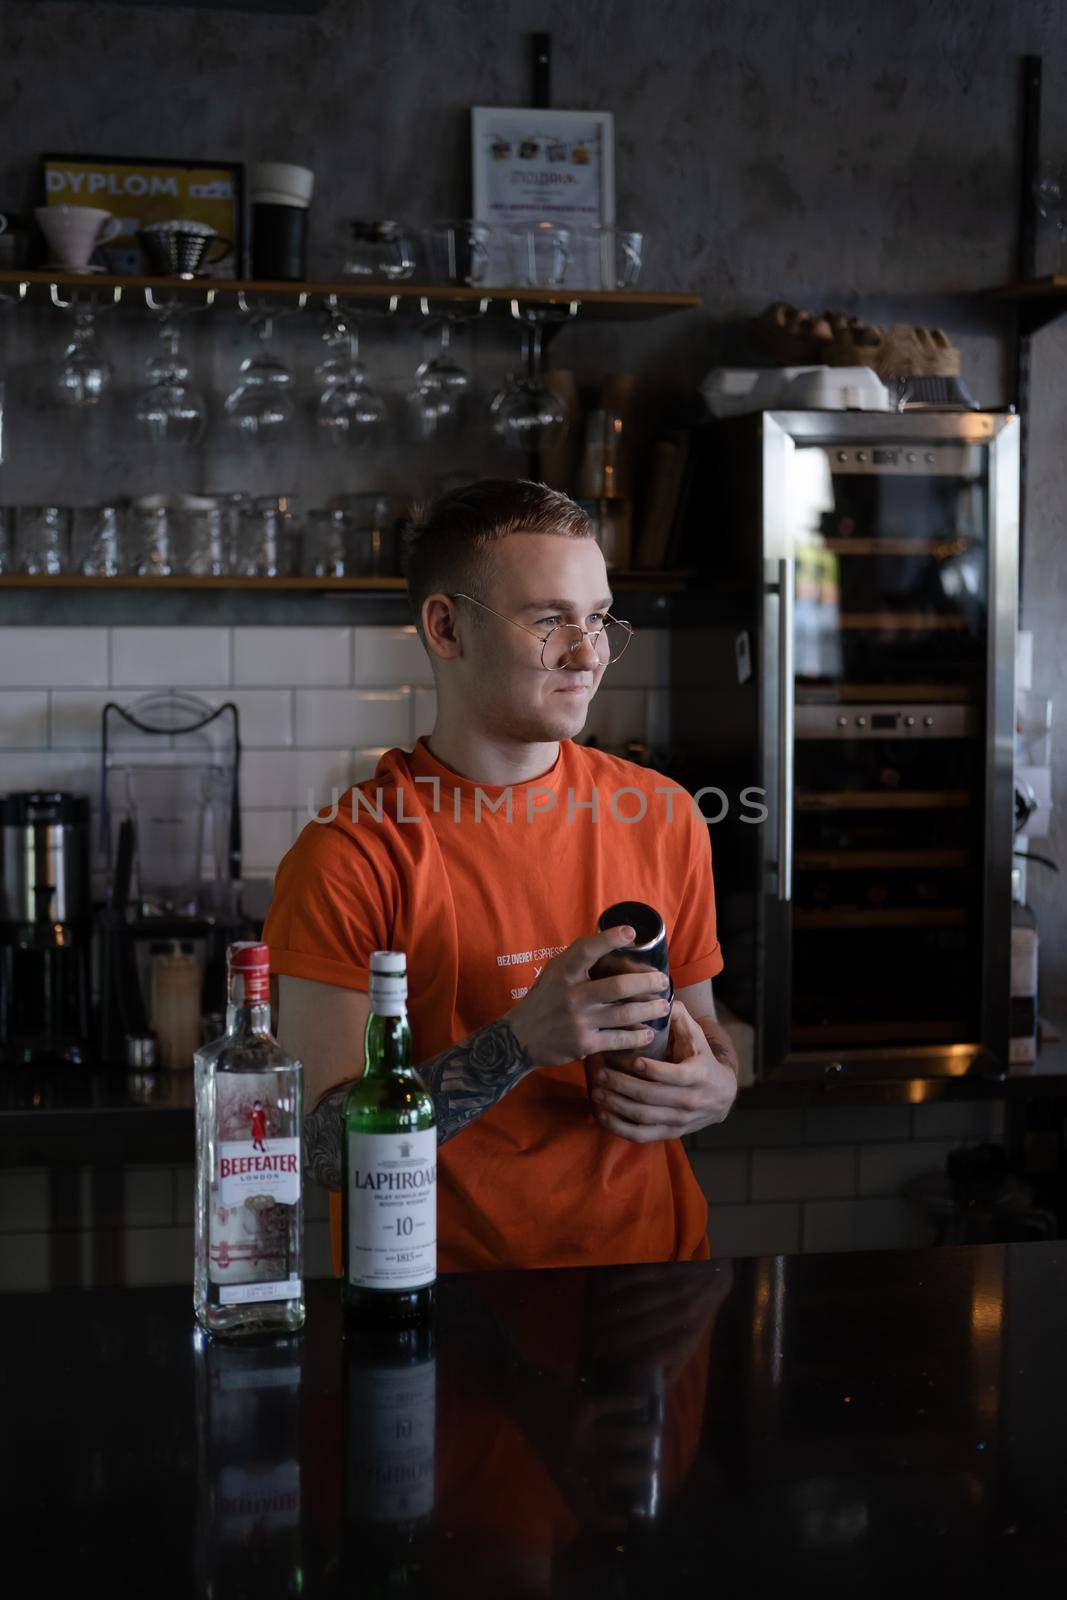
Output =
[{"x1": 3, "y1": 0, "x2": 1067, "y2": 1012}]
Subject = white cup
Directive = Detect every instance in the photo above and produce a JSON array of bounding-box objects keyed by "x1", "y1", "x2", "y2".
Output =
[
  {"x1": 36, "y1": 205, "x2": 122, "y2": 269},
  {"x1": 248, "y1": 164, "x2": 314, "y2": 204}
]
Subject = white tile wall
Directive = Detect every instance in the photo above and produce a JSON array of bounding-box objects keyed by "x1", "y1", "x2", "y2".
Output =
[
  {"x1": 234, "y1": 627, "x2": 352, "y2": 687},
  {"x1": 0, "y1": 623, "x2": 672, "y2": 881}
]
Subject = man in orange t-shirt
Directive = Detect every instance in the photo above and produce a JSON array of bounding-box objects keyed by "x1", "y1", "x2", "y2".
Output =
[{"x1": 264, "y1": 479, "x2": 739, "y2": 1274}]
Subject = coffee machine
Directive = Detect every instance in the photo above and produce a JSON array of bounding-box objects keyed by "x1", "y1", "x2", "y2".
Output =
[{"x1": 0, "y1": 792, "x2": 93, "y2": 1066}]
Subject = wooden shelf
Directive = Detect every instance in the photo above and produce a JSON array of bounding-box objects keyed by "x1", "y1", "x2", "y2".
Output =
[
  {"x1": 795, "y1": 790, "x2": 973, "y2": 812},
  {"x1": 987, "y1": 275, "x2": 1067, "y2": 335},
  {"x1": 793, "y1": 907, "x2": 969, "y2": 929},
  {"x1": 821, "y1": 537, "x2": 971, "y2": 558},
  {"x1": 794, "y1": 849, "x2": 969, "y2": 870},
  {"x1": 837, "y1": 612, "x2": 969, "y2": 631},
  {"x1": 0, "y1": 569, "x2": 694, "y2": 593},
  {"x1": 0, "y1": 270, "x2": 701, "y2": 322}
]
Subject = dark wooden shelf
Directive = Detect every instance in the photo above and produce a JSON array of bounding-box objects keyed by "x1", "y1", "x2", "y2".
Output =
[
  {"x1": 0, "y1": 569, "x2": 695, "y2": 593},
  {"x1": 987, "y1": 275, "x2": 1067, "y2": 335},
  {"x1": 0, "y1": 270, "x2": 701, "y2": 321}
]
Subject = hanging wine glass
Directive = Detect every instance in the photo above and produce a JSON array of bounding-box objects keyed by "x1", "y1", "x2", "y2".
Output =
[
  {"x1": 314, "y1": 308, "x2": 387, "y2": 448},
  {"x1": 55, "y1": 302, "x2": 112, "y2": 408},
  {"x1": 405, "y1": 317, "x2": 469, "y2": 443},
  {"x1": 224, "y1": 314, "x2": 296, "y2": 444},
  {"x1": 488, "y1": 317, "x2": 568, "y2": 452},
  {"x1": 134, "y1": 308, "x2": 208, "y2": 446}
]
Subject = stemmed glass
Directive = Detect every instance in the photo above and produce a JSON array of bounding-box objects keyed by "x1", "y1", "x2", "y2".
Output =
[
  {"x1": 135, "y1": 309, "x2": 208, "y2": 446},
  {"x1": 315, "y1": 306, "x2": 387, "y2": 448},
  {"x1": 405, "y1": 316, "x2": 469, "y2": 442},
  {"x1": 489, "y1": 312, "x2": 569, "y2": 452},
  {"x1": 225, "y1": 314, "x2": 296, "y2": 444},
  {"x1": 55, "y1": 303, "x2": 112, "y2": 408}
]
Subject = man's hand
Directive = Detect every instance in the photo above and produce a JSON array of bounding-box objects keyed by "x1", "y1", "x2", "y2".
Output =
[
  {"x1": 506, "y1": 926, "x2": 674, "y2": 1069},
  {"x1": 588, "y1": 999, "x2": 738, "y2": 1143}
]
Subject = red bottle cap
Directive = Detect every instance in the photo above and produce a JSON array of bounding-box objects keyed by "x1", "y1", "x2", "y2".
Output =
[{"x1": 227, "y1": 942, "x2": 271, "y2": 1003}]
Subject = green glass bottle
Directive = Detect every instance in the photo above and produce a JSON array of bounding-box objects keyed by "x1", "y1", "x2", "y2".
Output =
[{"x1": 342, "y1": 950, "x2": 436, "y2": 1322}]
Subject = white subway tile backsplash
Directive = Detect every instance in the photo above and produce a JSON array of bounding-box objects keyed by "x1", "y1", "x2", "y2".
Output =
[
  {"x1": 697, "y1": 1107, "x2": 804, "y2": 1149},
  {"x1": 352, "y1": 625, "x2": 433, "y2": 687},
  {"x1": 708, "y1": 1201, "x2": 800, "y2": 1258},
  {"x1": 234, "y1": 628, "x2": 351, "y2": 687},
  {"x1": 111, "y1": 628, "x2": 231, "y2": 688},
  {"x1": 580, "y1": 686, "x2": 648, "y2": 748},
  {"x1": 858, "y1": 1140, "x2": 957, "y2": 1198},
  {"x1": 294, "y1": 688, "x2": 411, "y2": 749},
  {"x1": 803, "y1": 1197, "x2": 934, "y2": 1255},
  {"x1": 688, "y1": 1148, "x2": 749, "y2": 1204},
  {"x1": 241, "y1": 808, "x2": 303, "y2": 872},
  {"x1": 0, "y1": 1171, "x2": 50, "y2": 1231},
  {"x1": 0, "y1": 690, "x2": 49, "y2": 748},
  {"x1": 805, "y1": 1106, "x2": 912, "y2": 1145},
  {"x1": 0, "y1": 1233, "x2": 50, "y2": 1292},
  {"x1": 911, "y1": 1101, "x2": 1006, "y2": 1143},
  {"x1": 0, "y1": 750, "x2": 96, "y2": 794},
  {"x1": 751, "y1": 1145, "x2": 857, "y2": 1202},
  {"x1": 0, "y1": 628, "x2": 108, "y2": 688},
  {"x1": 242, "y1": 749, "x2": 355, "y2": 810},
  {"x1": 191, "y1": 689, "x2": 293, "y2": 749}
]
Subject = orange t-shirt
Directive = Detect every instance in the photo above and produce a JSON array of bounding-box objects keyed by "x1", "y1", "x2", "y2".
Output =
[{"x1": 263, "y1": 734, "x2": 724, "y2": 1273}]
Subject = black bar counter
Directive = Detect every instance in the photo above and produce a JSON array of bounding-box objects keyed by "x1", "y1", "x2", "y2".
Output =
[{"x1": 3, "y1": 1244, "x2": 1064, "y2": 1593}]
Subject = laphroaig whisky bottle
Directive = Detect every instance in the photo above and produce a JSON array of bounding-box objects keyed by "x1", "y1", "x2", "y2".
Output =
[
  {"x1": 194, "y1": 942, "x2": 305, "y2": 1338},
  {"x1": 342, "y1": 950, "x2": 436, "y2": 1322}
]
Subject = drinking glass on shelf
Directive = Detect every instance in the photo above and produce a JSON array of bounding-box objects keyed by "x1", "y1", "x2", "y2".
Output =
[
  {"x1": 224, "y1": 316, "x2": 296, "y2": 444},
  {"x1": 571, "y1": 226, "x2": 644, "y2": 289},
  {"x1": 55, "y1": 304, "x2": 112, "y2": 408},
  {"x1": 424, "y1": 220, "x2": 493, "y2": 286},
  {"x1": 315, "y1": 313, "x2": 387, "y2": 448},
  {"x1": 183, "y1": 504, "x2": 228, "y2": 577},
  {"x1": 16, "y1": 505, "x2": 71, "y2": 575},
  {"x1": 131, "y1": 504, "x2": 175, "y2": 576},
  {"x1": 506, "y1": 222, "x2": 571, "y2": 287},
  {"x1": 405, "y1": 319, "x2": 469, "y2": 443},
  {"x1": 303, "y1": 508, "x2": 354, "y2": 577},
  {"x1": 135, "y1": 311, "x2": 208, "y2": 447},
  {"x1": 75, "y1": 504, "x2": 125, "y2": 577},
  {"x1": 488, "y1": 318, "x2": 568, "y2": 452},
  {"x1": 343, "y1": 220, "x2": 416, "y2": 281},
  {"x1": 233, "y1": 497, "x2": 299, "y2": 578},
  {"x1": 329, "y1": 493, "x2": 397, "y2": 575}
]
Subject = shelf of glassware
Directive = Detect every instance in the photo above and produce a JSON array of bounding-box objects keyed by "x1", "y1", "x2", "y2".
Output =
[
  {"x1": 0, "y1": 570, "x2": 696, "y2": 592},
  {"x1": 0, "y1": 271, "x2": 701, "y2": 321}
]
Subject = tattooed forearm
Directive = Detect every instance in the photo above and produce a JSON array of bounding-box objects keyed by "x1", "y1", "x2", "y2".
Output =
[
  {"x1": 301, "y1": 1018, "x2": 535, "y2": 1187},
  {"x1": 302, "y1": 1082, "x2": 349, "y2": 1189},
  {"x1": 418, "y1": 1017, "x2": 534, "y2": 1144}
]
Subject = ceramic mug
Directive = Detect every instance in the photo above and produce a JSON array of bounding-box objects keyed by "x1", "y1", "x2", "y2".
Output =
[{"x1": 35, "y1": 204, "x2": 122, "y2": 270}]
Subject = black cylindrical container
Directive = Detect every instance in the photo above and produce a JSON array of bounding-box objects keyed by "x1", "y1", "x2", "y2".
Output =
[
  {"x1": 251, "y1": 203, "x2": 308, "y2": 281},
  {"x1": 590, "y1": 900, "x2": 674, "y2": 1068}
]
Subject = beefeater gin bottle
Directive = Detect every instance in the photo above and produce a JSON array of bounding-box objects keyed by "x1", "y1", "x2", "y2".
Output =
[{"x1": 194, "y1": 942, "x2": 305, "y2": 1337}]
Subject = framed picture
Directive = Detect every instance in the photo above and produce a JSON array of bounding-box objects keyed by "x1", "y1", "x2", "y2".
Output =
[
  {"x1": 41, "y1": 153, "x2": 244, "y2": 277},
  {"x1": 471, "y1": 107, "x2": 615, "y2": 289}
]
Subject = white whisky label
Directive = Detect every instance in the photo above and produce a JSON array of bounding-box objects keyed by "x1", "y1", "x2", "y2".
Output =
[
  {"x1": 218, "y1": 1138, "x2": 300, "y2": 1207},
  {"x1": 346, "y1": 1130, "x2": 436, "y2": 1289}
]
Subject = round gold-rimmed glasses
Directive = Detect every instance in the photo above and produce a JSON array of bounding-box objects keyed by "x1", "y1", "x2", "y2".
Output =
[{"x1": 450, "y1": 592, "x2": 634, "y2": 671}]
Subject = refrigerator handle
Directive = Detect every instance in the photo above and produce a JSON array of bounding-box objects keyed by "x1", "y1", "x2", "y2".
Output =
[{"x1": 776, "y1": 556, "x2": 795, "y2": 903}]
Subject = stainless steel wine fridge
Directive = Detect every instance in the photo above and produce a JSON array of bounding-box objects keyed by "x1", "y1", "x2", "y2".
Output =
[{"x1": 670, "y1": 411, "x2": 1018, "y2": 1082}]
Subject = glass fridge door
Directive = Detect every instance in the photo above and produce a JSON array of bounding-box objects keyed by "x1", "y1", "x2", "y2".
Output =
[{"x1": 783, "y1": 437, "x2": 990, "y2": 1055}]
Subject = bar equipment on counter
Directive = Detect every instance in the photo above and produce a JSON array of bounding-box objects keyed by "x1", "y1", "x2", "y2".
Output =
[
  {"x1": 0, "y1": 792, "x2": 93, "y2": 1066},
  {"x1": 673, "y1": 410, "x2": 1018, "y2": 1082},
  {"x1": 98, "y1": 692, "x2": 243, "y2": 1068}
]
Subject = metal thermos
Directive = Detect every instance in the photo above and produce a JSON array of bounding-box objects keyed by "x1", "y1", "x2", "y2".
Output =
[{"x1": 590, "y1": 900, "x2": 674, "y2": 1068}]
